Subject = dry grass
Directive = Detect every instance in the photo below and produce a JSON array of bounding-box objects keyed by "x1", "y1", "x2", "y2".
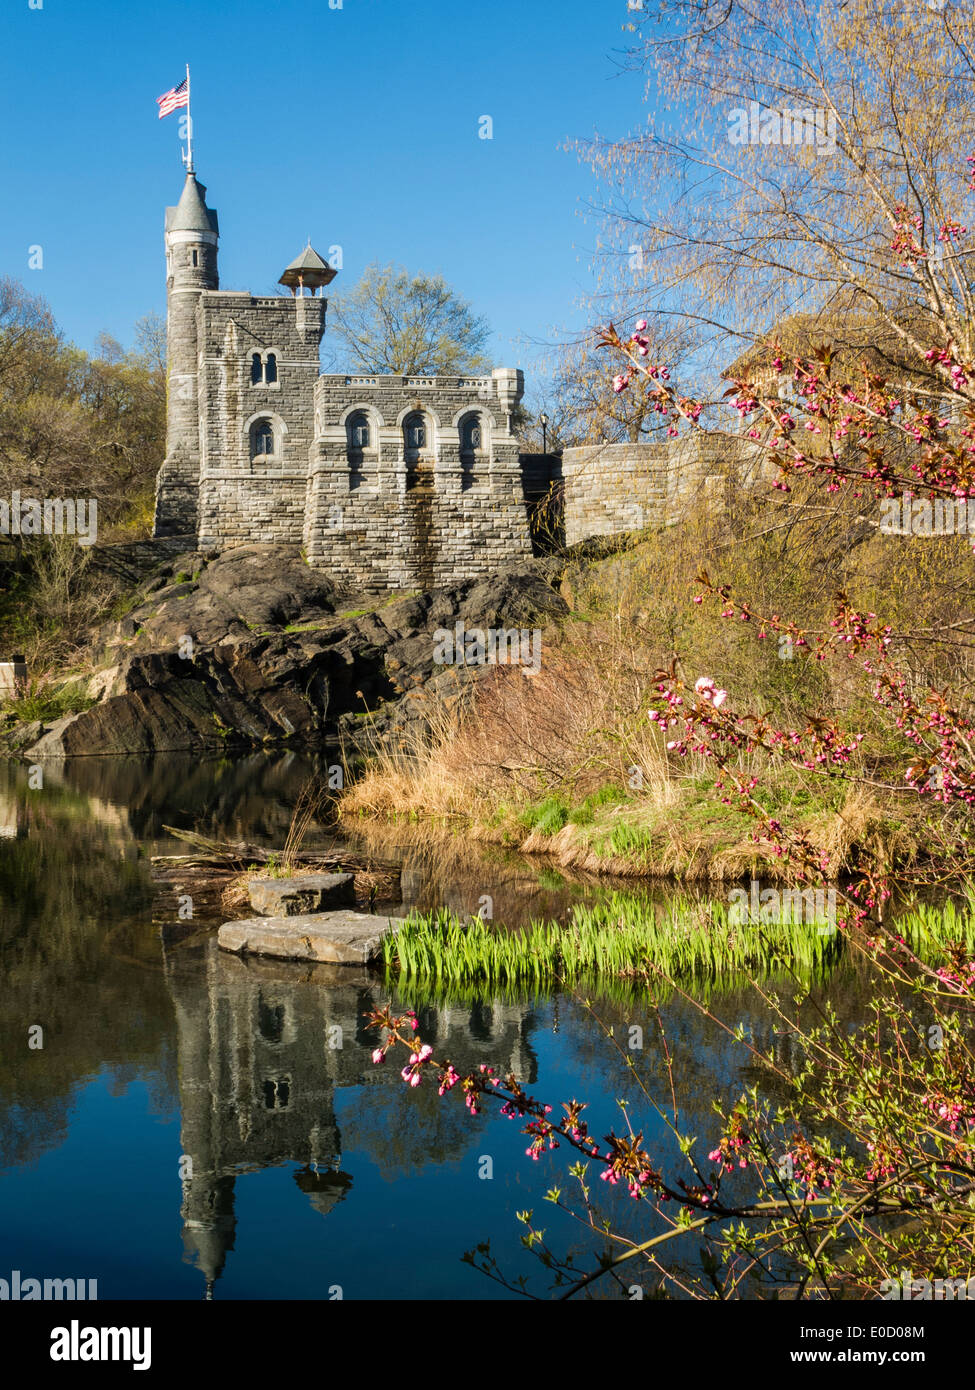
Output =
[
  {"x1": 338, "y1": 658, "x2": 919, "y2": 881},
  {"x1": 336, "y1": 497, "x2": 953, "y2": 879},
  {"x1": 219, "y1": 862, "x2": 399, "y2": 917},
  {"x1": 341, "y1": 645, "x2": 679, "y2": 820},
  {"x1": 815, "y1": 784, "x2": 919, "y2": 872}
]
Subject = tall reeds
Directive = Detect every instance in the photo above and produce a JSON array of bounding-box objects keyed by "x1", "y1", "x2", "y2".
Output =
[
  {"x1": 382, "y1": 891, "x2": 844, "y2": 987},
  {"x1": 382, "y1": 891, "x2": 975, "y2": 989}
]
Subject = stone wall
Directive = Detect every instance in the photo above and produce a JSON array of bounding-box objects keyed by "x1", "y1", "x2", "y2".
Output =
[
  {"x1": 561, "y1": 435, "x2": 762, "y2": 545},
  {"x1": 153, "y1": 240, "x2": 767, "y2": 583},
  {"x1": 154, "y1": 198, "x2": 219, "y2": 540},
  {"x1": 304, "y1": 370, "x2": 533, "y2": 590}
]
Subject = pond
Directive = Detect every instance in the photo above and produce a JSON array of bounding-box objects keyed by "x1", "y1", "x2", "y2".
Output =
[{"x1": 0, "y1": 752, "x2": 873, "y2": 1300}]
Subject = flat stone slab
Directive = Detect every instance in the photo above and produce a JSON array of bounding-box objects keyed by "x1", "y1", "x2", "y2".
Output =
[
  {"x1": 218, "y1": 911, "x2": 406, "y2": 966},
  {"x1": 247, "y1": 873, "x2": 354, "y2": 917}
]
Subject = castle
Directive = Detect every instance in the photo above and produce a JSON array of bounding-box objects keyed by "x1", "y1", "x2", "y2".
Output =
[
  {"x1": 154, "y1": 168, "x2": 753, "y2": 589},
  {"x1": 153, "y1": 168, "x2": 537, "y2": 590}
]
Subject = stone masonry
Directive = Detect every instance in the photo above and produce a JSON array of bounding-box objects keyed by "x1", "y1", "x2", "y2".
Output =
[
  {"x1": 154, "y1": 168, "x2": 534, "y2": 589},
  {"x1": 153, "y1": 167, "x2": 754, "y2": 585},
  {"x1": 305, "y1": 369, "x2": 530, "y2": 589},
  {"x1": 560, "y1": 436, "x2": 765, "y2": 546}
]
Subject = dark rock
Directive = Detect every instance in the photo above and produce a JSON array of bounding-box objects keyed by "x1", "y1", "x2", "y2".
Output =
[{"x1": 12, "y1": 547, "x2": 569, "y2": 757}]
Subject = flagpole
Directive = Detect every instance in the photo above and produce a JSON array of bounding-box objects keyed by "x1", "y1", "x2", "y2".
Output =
[{"x1": 185, "y1": 63, "x2": 193, "y2": 173}]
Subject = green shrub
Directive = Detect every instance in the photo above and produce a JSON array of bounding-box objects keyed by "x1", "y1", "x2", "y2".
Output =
[
  {"x1": 2, "y1": 677, "x2": 95, "y2": 722},
  {"x1": 519, "y1": 795, "x2": 570, "y2": 836}
]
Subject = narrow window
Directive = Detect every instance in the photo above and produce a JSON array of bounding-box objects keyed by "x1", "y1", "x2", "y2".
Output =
[
  {"x1": 348, "y1": 411, "x2": 370, "y2": 452},
  {"x1": 251, "y1": 353, "x2": 263, "y2": 385},
  {"x1": 250, "y1": 418, "x2": 275, "y2": 459},
  {"x1": 265, "y1": 352, "x2": 277, "y2": 384},
  {"x1": 263, "y1": 1078, "x2": 291, "y2": 1110},
  {"x1": 403, "y1": 412, "x2": 425, "y2": 462},
  {"x1": 460, "y1": 414, "x2": 480, "y2": 490},
  {"x1": 192, "y1": 249, "x2": 199, "y2": 267},
  {"x1": 460, "y1": 415, "x2": 481, "y2": 456},
  {"x1": 258, "y1": 998, "x2": 285, "y2": 1043}
]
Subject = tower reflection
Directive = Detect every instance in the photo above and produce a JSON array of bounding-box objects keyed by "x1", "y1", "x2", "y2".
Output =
[{"x1": 163, "y1": 938, "x2": 537, "y2": 1296}]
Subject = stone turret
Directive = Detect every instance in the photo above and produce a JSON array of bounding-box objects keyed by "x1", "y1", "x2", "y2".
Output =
[{"x1": 154, "y1": 171, "x2": 220, "y2": 537}]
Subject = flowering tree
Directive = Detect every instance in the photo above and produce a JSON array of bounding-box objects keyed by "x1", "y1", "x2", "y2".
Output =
[
  {"x1": 362, "y1": 165, "x2": 975, "y2": 1299},
  {"x1": 583, "y1": 1, "x2": 975, "y2": 398}
]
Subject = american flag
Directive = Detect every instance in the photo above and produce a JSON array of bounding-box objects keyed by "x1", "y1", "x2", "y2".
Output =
[{"x1": 156, "y1": 78, "x2": 189, "y2": 119}]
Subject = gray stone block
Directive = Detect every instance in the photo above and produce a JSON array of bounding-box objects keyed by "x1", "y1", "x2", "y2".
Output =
[
  {"x1": 218, "y1": 911, "x2": 406, "y2": 965},
  {"x1": 247, "y1": 873, "x2": 355, "y2": 917}
]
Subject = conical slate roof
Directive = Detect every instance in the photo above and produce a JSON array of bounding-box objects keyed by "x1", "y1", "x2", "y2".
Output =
[
  {"x1": 165, "y1": 173, "x2": 219, "y2": 236},
  {"x1": 279, "y1": 244, "x2": 336, "y2": 289}
]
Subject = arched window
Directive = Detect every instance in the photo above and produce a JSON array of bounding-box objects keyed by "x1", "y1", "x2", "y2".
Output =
[
  {"x1": 459, "y1": 414, "x2": 481, "y2": 458},
  {"x1": 403, "y1": 412, "x2": 426, "y2": 462},
  {"x1": 258, "y1": 998, "x2": 285, "y2": 1043},
  {"x1": 251, "y1": 352, "x2": 278, "y2": 385},
  {"x1": 459, "y1": 414, "x2": 481, "y2": 491},
  {"x1": 250, "y1": 417, "x2": 276, "y2": 460},
  {"x1": 347, "y1": 411, "x2": 370, "y2": 452}
]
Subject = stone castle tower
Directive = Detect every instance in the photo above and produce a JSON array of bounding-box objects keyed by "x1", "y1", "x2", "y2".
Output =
[
  {"x1": 156, "y1": 169, "x2": 220, "y2": 538},
  {"x1": 152, "y1": 167, "x2": 536, "y2": 590}
]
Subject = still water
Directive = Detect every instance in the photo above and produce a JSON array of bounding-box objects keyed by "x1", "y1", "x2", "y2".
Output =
[{"x1": 0, "y1": 753, "x2": 865, "y2": 1300}]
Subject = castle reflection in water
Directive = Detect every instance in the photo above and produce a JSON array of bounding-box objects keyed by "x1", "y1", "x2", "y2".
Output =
[{"x1": 163, "y1": 938, "x2": 538, "y2": 1297}]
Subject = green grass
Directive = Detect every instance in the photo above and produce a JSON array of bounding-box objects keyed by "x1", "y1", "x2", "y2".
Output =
[
  {"x1": 382, "y1": 891, "x2": 975, "y2": 990},
  {"x1": 604, "y1": 823, "x2": 657, "y2": 860},
  {"x1": 568, "y1": 782, "x2": 628, "y2": 826},
  {"x1": 519, "y1": 795, "x2": 570, "y2": 836},
  {"x1": 382, "y1": 892, "x2": 845, "y2": 987},
  {"x1": 283, "y1": 604, "x2": 387, "y2": 634},
  {"x1": 895, "y1": 897, "x2": 975, "y2": 954}
]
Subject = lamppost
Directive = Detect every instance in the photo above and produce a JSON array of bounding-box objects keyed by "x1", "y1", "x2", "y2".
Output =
[{"x1": 541, "y1": 412, "x2": 548, "y2": 453}]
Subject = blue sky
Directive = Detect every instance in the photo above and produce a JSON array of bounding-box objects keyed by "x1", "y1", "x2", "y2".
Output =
[{"x1": 2, "y1": 0, "x2": 651, "y2": 379}]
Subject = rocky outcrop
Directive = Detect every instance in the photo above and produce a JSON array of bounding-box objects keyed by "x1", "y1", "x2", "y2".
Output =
[{"x1": 9, "y1": 544, "x2": 568, "y2": 757}]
